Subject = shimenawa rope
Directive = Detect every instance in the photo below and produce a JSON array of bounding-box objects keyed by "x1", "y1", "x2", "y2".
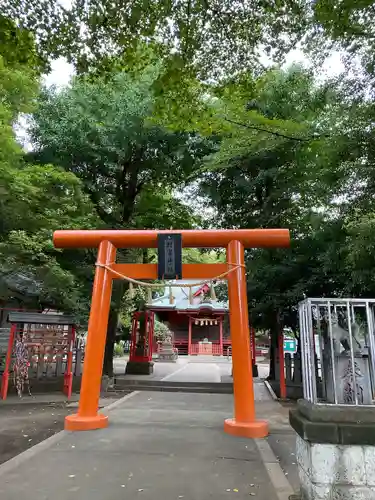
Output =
[{"x1": 95, "y1": 262, "x2": 246, "y2": 304}]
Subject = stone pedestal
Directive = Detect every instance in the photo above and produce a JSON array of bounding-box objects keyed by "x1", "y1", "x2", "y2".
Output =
[
  {"x1": 290, "y1": 399, "x2": 375, "y2": 499},
  {"x1": 101, "y1": 375, "x2": 115, "y2": 391},
  {"x1": 157, "y1": 341, "x2": 177, "y2": 362},
  {"x1": 323, "y1": 351, "x2": 372, "y2": 405},
  {"x1": 125, "y1": 360, "x2": 154, "y2": 375}
]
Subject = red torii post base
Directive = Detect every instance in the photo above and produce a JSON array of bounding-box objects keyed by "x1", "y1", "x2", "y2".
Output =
[{"x1": 53, "y1": 229, "x2": 290, "y2": 437}]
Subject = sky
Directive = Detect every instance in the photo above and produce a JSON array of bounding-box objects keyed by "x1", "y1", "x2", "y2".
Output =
[{"x1": 44, "y1": 58, "x2": 75, "y2": 88}]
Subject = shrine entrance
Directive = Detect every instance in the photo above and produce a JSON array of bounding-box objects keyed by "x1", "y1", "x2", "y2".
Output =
[
  {"x1": 53, "y1": 229, "x2": 290, "y2": 438},
  {"x1": 189, "y1": 316, "x2": 223, "y2": 356}
]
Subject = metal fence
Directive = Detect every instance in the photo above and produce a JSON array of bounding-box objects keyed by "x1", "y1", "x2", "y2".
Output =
[{"x1": 299, "y1": 298, "x2": 375, "y2": 406}]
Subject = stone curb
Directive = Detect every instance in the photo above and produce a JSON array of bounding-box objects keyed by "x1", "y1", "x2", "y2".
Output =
[
  {"x1": 0, "y1": 391, "x2": 139, "y2": 477},
  {"x1": 255, "y1": 438, "x2": 295, "y2": 499},
  {"x1": 264, "y1": 380, "x2": 278, "y2": 400}
]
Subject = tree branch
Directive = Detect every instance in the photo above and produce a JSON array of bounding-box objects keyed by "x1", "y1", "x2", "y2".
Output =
[
  {"x1": 86, "y1": 188, "x2": 118, "y2": 226},
  {"x1": 224, "y1": 117, "x2": 327, "y2": 142},
  {"x1": 121, "y1": 166, "x2": 140, "y2": 224}
]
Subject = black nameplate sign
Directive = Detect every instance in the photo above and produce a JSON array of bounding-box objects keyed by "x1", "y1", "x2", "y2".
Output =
[{"x1": 157, "y1": 234, "x2": 182, "y2": 280}]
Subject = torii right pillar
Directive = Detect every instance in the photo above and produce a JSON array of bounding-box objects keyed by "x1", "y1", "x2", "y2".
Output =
[{"x1": 224, "y1": 240, "x2": 268, "y2": 439}]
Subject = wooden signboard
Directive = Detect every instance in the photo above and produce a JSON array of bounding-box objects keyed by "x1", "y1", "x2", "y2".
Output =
[{"x1": 157, "y1": 234, "x2": 182, "y2": 280}]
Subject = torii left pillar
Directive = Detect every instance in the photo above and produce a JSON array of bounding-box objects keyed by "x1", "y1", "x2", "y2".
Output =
[{"x1": 65, "y1": 240, "x2": 116, "y2": 431}]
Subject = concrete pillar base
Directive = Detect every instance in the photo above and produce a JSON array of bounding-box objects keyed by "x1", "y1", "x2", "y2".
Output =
[
  {"x1": 157, "y1": 342, "x2": 178, "y2": 362},
  {"x1": 290, "y1": 399, "x2": 375, "y2": 499},
  {"x1": 224, "y1": 417, "x2": 268, "y2": 438},
  {"x1": 296, "y1": 435, "x2": 375, "y2": 499},
  {"x1": 125, "y1": 361, "x2": 154, "y2": 375},
  {"x1": 65, "y1": 413, "x2": 108, "y2": 431}
]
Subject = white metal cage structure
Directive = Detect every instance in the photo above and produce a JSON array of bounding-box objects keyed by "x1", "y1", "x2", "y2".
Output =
[{"x1": 298, "y1": 298, "x2": 375, "y2": 406}]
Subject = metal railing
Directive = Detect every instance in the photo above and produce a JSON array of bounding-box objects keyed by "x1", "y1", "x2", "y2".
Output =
[{"x1": 298, "y1": 298, "x2": 375, "y2": 406}]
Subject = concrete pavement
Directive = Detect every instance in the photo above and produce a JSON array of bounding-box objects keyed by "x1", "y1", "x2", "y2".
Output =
[
  {"x1": 114, "y1": 355, "x2": 269, "y2": 383},
  {"x1": 0, "y1": 389, "x2": 297, "y2": 500},
  {"x1": 0, "y1": 357, "x2": 299, "y2": 499},
  {"x1": 161, "y1": 360, "x2": 222, "y2": 383}
]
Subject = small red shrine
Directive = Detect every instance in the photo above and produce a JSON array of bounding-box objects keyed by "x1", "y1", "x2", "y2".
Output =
[{"x1": 147, "y1": 281, "x2": 230, "y2": 356}]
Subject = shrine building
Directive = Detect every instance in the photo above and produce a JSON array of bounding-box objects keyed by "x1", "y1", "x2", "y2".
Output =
[{"x1": 147, "y1": 280, "x2": 230, "y2": 356}]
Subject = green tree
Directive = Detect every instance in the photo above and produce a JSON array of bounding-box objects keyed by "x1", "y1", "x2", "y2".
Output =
[
  {"x1": 0, "y1": 2, "x2": 78, "y2": 72},
  {"x1": 200, "y1": 65, "x2": 353, "y2": 379},
  {"x1": 0, "y1": 16, "x2": 99, "y2": 320},
  {"x1": 0, "y1": 17, "x2": 39, "y2": 170},
  {"x1": 0, "y1": 164, "x2": 99, "y2": 317},
  {"x1": 30, "y1": 68, "x2": 214, "y2": 229},
  {"x1": 29, "y1": 65, "x2": 215, "y2": 377}
]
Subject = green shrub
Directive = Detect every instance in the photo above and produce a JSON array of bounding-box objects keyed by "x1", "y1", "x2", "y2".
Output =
[{"x1": 113, "y1": 342, "x2": 124, "y2": 357}]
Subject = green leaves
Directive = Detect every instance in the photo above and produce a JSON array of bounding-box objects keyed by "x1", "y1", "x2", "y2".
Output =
[
  {"x1": 0, "y1": 3, "x2": 78, "y2": 72},
  {"x1": 198, "y1": 65, "x2": 357, "y2": 331},
  {"x1": 23, "y1": 63, "x2": 216, "y2": 326},
  {"x1": 30, "y1": 65, "x2": 216, "y2": 230},
  {"x1": 0, "y1": 15, "x2": 41, "y2": 72},
  {"x1": 132, "y1": 187, "x2": 200, "y2": 230},
  {"x1": 0, "y1": 161, "x2": 99, "y2": 315},
  {"x1": 0, "y1": 54, "x2": 38, "y2": 167},
  {"x1": 2, "y1": 1, "x2": 308, "y2": 78},
  {"x1": 0, "y1": 20, "x2": 89, "y2": 313}
]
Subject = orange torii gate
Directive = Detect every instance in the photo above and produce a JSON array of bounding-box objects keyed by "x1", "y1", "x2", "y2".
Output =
[{"x1": 53, "y1": 229, "x2": 290, "y2": 437}]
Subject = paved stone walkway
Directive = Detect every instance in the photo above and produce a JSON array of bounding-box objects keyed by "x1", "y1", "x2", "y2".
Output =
[
  {"x1": 115, "y1": 355, "x2": 268, "y2": 383},
  {"x1": 0, "y1": 390, "x2": 296, "y2": 500},
  {"x1": 162, "y1": 360, "x2": 223, "y2": 383}
]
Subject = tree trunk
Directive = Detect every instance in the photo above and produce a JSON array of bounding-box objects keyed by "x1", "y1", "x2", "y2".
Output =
[
  {"x1": 101, "y1": 249, "x2": 144, "y2": 378},
  {"x1": 267, "y1": 310, "x2": 281, "y2": 381},
  {"x1": 102, "y1": 280, "x2": 126, "y2": 378},
  {"x1": 102, "y1": 307, "x2": 119, "y2": 378},
  {"x1": 142, "y1": 248, "x2": 149, "y2": 264}
]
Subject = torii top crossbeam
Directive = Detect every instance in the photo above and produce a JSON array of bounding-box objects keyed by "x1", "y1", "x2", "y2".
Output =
[{"x1": 53, "y1": 228, "x2": 290, "y2": 249}]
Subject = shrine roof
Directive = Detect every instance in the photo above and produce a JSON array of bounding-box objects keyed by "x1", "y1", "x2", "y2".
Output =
[
  {"x1": 147, "y1": 280, "x2": 228, "y2": 312},
  {"x1": 8, "y1": 311, "x2": 76, "y2": 326}
]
